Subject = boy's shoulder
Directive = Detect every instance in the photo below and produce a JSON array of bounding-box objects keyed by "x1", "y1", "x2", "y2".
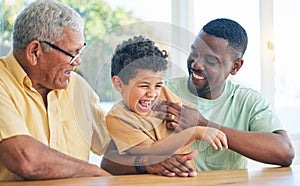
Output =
[{"x1": 160, "y1": 85, "x2": 195, "y2": 108}]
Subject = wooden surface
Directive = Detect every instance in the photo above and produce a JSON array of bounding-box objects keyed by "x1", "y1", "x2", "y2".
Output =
[{"x1": 1, "y1": 166, "x2": 300, "y2": 186}]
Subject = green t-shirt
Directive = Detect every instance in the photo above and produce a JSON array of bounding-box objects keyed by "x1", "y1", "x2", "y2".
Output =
[{"x1": 165, "y1": 76, "x2": 284, "y2": 171}]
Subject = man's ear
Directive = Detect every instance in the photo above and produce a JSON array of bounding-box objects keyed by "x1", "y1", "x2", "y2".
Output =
[
  {"x1": 230, "y1": 58, "x2": 243, "y2": 75},
  {"x1": 25, "y1": 40, "x2": 41, "y2": 66},
  {"x1": 112, "y1": 76, "x2": 124, "y2": 93}
]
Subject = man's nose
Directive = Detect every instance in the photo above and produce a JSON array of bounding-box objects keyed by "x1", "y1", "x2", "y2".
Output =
[
  {"x1": 71, "y1": 57, "x2": 82, "y2": 66},
  {"x1": 192, "y1": 58, "x2": 205, "y2": 70}
]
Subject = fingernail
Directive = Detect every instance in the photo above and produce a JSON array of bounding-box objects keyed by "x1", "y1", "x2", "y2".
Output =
[{"x1": 190, "y1": 172, "x2": 197, "y2": 177}]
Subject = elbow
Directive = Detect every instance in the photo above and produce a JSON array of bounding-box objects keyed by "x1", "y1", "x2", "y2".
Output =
[
  {"x1": 279, "y1": 145, "x2": 295, "y2": 167},
  {"x1": 16, "y1": 161, "x2": 41, "y2": 179},
  {"x1": 280, "y1": 154, "x2": 294, "y2": 167},
  {"x1": 14, "y1": 151, "x2": 47, "y2": 180},
  {"x1": 2, "y1": 153, "x2": 42, "y2": 179}
]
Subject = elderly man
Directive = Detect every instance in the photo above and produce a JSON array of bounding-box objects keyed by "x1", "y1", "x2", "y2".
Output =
[{"x1": 0, "y1": 0, "x2": 110, "y2": 181}]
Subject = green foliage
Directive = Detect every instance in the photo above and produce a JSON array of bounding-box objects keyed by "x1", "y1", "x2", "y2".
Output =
[
  {"x1": 0, "y1": 0, "x2": 25, "y2": 55},
  {"x1": 60, "y1": 0, "x2": 154, "y2": 102},
  {"x1": 0, "y1": 0, "x2": 157, "y2": 102},
  {"x1": 61, "y1": 0, "x2": 138, "y2": 44}
]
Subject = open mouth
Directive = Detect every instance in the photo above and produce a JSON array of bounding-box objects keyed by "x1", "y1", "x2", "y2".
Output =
[
  {"x1": 192, "y1": 72, "x2": 206, "y2": 80},
  {"x1": 138, "y1": 100, "x2": 152, "y2": 112},
  {"x1": 190, "y1": 68, "x2": 206, "y2": 80},
  {"x1": 64, "y1": 70, "x2": 73, "y2": 77}
]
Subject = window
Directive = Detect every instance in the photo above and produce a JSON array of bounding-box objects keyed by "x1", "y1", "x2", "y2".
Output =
[
  {"x1": 193, "y1": 0, "x2": 261, "y2": 91},
  {"x1": 274, "y1": 0, "x2": 300, "y2": 136}
]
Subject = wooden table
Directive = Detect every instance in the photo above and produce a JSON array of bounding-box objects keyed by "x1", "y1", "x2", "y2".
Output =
[{"x1": 2, "y1": 166, "x2": 300, "y2": 186}]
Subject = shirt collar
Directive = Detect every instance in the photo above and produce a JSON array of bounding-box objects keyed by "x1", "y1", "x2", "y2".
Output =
[{"x1": 6, "y1": 52, "x2": 30, "y2": 88}]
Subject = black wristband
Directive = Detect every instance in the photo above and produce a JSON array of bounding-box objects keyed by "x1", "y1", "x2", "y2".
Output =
[{"x1": 134, "y1": 155, "x2": 148, "y2": 174}]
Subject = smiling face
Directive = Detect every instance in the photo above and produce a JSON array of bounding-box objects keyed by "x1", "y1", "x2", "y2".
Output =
[
  {"x1": 32, "y1": 28, "x2": 85, "y2": 91},
  {"x1": 187, "y1": 31, "x2": 243, "y2": 99},
  {"x1": 113, "y1": 69, "x2": 163, "y2": 116}
]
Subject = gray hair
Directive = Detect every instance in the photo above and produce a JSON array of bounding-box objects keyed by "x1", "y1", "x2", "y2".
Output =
[{"x1": 13, "y1": 0, "x2": 84, "y2": 50}]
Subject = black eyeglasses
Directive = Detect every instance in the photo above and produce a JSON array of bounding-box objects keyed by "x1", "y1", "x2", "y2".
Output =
[{"x1": 39, "y1": 41, "x2": 86, "y2": 64}]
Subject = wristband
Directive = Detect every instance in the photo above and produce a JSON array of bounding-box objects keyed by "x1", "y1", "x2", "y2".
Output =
[{"x1": 134, "y1": 155, "x2": 148, "y2": 174}]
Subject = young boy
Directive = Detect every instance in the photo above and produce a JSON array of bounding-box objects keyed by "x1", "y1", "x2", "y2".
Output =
[{"x1": 106, "y1": 36, "x2": 227, "y2": 167}]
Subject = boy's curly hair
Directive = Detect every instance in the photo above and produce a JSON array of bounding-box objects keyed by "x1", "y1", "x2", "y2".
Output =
[{"x1": 111, "y1": 35, "x2": 168, "y2": 84}]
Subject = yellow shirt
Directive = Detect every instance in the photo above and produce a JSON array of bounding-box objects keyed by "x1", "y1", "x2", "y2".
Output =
[{"x1": 0, "y1": 52, "x2": 110, "y2": 181}]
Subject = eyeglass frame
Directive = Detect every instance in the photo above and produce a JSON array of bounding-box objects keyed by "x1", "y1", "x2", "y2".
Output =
[{"x1": 39, "y1": 40, "x2": 86, "y2": 64}]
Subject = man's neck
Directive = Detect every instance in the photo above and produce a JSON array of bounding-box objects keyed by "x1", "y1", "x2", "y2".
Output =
[{"x1": 33, "y1": 84, "x2": 50, "y2": 108}]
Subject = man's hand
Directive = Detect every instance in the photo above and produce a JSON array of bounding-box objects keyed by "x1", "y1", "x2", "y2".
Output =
[
  {"x1": 144, "y1": 150, "x2": 198, "y2": 177},
  {"x1": 152, "y1": 101, "x2": 208, "y2": 132},
  {"x1": 102, "y1": 140, "x2": 198, "y2": 177}
]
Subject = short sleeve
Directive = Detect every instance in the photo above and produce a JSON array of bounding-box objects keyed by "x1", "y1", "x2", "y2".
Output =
[
  {"x1": 105, "y1": 104, "x2": 154, "y2": 154},
  {"x1": 0, "y1": 81, "x2": 30, "y2": 141},
  {"x1": 248, "y1": 94, "x2": 284, "y2": 132}
]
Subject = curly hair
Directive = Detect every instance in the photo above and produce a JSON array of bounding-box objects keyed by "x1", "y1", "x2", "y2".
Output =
[
  {"x1": 202, "y1": 18, "x2": 248, "y2": 57},
  {"x1": 111, "y1": 35, "x2": 168, "y2": 84}
]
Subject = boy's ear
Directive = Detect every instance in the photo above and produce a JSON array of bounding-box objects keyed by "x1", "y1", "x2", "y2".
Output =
[{"x1": 112, "y1": 76, "x2": 124, "y2": 92}]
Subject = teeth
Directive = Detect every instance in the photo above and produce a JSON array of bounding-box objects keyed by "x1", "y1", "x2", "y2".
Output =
[
  {"x1": 140, "y1": 100, "x2": 151, "y2": 107},
  {"x1": 145, "y1": 101, "x2": 151, "y2": 106},
  {"x1": 193, "y1": 72, "x2": 205, "y2": 80}
]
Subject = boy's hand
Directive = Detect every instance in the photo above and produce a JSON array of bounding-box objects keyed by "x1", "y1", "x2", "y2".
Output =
[{"x1": 200, "y1": 127, "x2": 228, "y2": 150}]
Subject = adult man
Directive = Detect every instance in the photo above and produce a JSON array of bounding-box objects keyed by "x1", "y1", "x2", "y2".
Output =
[
  {"x1": 101, "y1": 18, "x2": 295, "y2": 176},
  {"x1": 0, "y1": 0, "x2": 110, "y2": 181},
  {"x1": 162, "y1": 18, "x2": 295, "y2": 171}
]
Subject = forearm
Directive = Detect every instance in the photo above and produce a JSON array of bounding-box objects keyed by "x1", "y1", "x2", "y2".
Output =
[
  {"x1": 101, "y1": 140, "x2": 196, "y2": 177},
  {"x1": 101, "y1": 140, "x2": 137, "y2": 175},
  {"x1": 127, "y1": 128, "x2": 197, "y2": 155},
  {"x1": 225, "y1": 129, "x2": 294, "y2": 166},
  {"x1": 0, "y1": 135, "x2": 109, "y2": 179},
  {"x1": 165, "y1": 102, "x2": 293, "y2": 166},
  {"x1": 101, "y1": 156, "x2": 137, "y2": 175},
  {"x1": 102, "y1": 140, "x2": 171, "y2": 174},
  {"x1": 28, "y1": 147, "x2": 105, "y2": 179},
  {"x1": 200, "y1": 121, "x2": 295, "y2": 166}
]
